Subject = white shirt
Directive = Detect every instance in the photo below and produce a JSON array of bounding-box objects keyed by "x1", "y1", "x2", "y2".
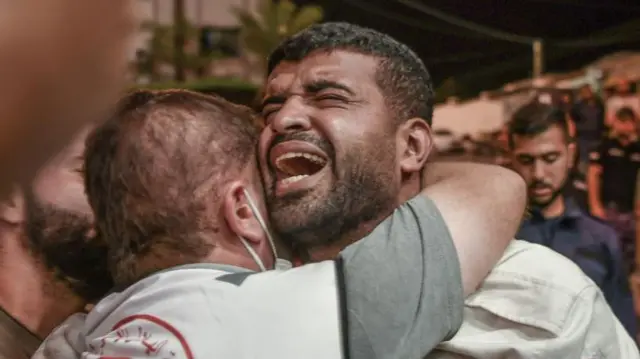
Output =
[
  {"x1": 428, "y1": 240, "x2": 640, "y2": 358},
  {"x1": 81, "y1": 263, "x2": 342, "y2": 359}
]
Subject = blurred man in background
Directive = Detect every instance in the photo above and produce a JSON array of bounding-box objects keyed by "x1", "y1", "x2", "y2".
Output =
[
  {"x1": 606, "y1": 79, "x2": 640, "y2": 127},
  {"x1": 0, "y1": 0, "x2": 134, "y2": 201},
  {"x1": 0, "y1": 128, "x2": 112, "y2": 359},
  {"x1": 572, "y1": 84, "x2": 606, "y2": 170},
  {"x1": 508, "y1": 102, "x2": 636, "y2": 336},
  {"x1": 588, "y1": 107, "x2": 640, "y2": 275}
]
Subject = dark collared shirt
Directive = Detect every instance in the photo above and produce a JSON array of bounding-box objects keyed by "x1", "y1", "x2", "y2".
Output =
[{"x1": 516, "y1": 200, "x2": 637, "y2": 337}]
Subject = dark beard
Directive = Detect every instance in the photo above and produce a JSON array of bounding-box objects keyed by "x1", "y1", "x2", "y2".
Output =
[
  {"x1": 24, "y1": 193, "x2": 113, "y2": 302},
  {"x1": 266, "y1": 133, "x2": 397, "y2": 253},
  {"x1": 529, "y1": 172, "x2": 570, "y2": 211}
]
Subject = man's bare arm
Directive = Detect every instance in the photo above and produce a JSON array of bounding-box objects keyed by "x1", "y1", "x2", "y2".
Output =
[
  {"x1": 587, "y1": 164, "x2": 605, "y2": 218},
  {"x1": 421, "y1": 162, "x2": 526, "y2": 295}
]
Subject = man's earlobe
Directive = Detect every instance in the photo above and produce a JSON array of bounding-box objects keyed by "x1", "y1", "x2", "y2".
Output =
[
  {"x1": 398, "y1": 118, "x2": 433, "y2": 174},
  {"x1": 0, "y1": 188, "x2": 25, "y2": 225}
]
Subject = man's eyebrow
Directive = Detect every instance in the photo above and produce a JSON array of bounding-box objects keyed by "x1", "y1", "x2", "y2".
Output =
[
  {"x1": 304, "y1": 80, "x2": 355, "y2": 96},
  {"x1": 259, "y1": 95, "x2": 288, "y2": 112},
  {"x1": 260, "y1": 80, "x2": 356, "y2": 111}
]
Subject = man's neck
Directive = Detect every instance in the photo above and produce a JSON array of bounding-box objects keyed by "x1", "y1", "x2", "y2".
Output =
[
  {"x1": 540, "y1": 195, "x2": 565, "y2": 219},
  {"x1": 307, "y1": 206, "x2": 397, "y2": 262},
  {"x1": 0, "y1": 233, "x2": 84, "y2": 339},
  {"x1": 307, "y1": 220, "x2": 382, "y2": 262}
]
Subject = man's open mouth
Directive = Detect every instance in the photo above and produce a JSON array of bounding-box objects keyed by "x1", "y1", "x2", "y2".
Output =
[
  {"x1": 269, "y1": 141, "x2": 329, "y2": 188},
  {"x1": 275, "y1": 152, "x2": 328, "y2": 185}
]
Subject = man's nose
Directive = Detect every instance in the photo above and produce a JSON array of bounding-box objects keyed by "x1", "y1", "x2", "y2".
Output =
[
  {"x1": 533, "y1": 161, "x2": 545, "y2": 180},
  {"x1": 271, "y1": 100, "x2": 311, "y2": 134}
]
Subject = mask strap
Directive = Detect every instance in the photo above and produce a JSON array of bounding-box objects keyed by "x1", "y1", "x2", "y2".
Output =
[
  {"x1": 242, "y1": 189, "x2": 279, "y2": 259},
  {"x1": 238, "y1": 236, "x2": 267, "y2": 272}
]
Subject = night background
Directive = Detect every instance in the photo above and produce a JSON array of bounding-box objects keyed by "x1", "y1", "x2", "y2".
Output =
[{"x1": 290, "y1": 0, "x2": 640, "y2": 97}]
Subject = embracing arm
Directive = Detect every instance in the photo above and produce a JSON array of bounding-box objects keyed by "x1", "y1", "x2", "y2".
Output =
[
  {"x1": 421, "y1": 161, "x2": 526, "y2": 295},
  {"x1": 339, "y1": 161, "x2": 525, "y2": 358}
]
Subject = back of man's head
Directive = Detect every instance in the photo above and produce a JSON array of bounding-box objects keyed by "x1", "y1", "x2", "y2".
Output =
[
  {"x1": 84, "y1": 90, "x2": 260, "y2": 284},
  {"x1": 267, "y1": 22, "x2": 434, "y2": 125}
]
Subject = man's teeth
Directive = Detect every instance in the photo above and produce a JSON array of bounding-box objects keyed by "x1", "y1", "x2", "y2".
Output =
[
  {"x1": 275, "y1": 152, "x2": 325, "y2": 166},
  {"x1": 280, "y1": 175, "x2": 309, "y2": 185}
]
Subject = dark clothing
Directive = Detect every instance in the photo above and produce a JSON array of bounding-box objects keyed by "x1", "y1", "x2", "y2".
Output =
[
  {"x1": 516, "y1": 200, "x2": 637, "y2": 337},
  {"x1": 605, "y1": 208, "x2": 637, "y2": 275},
  {"x1": 0, "y1": 307, "x2": 41, "y2": 359},
  {"x1": 590, "y1": 137, "x2": 640, "y2": 213},
  {"x1": 572, "y1": 99, "x2": 605, "y2": 145},
  {"x1": 564, "y1": 169, "x2": 589, "y2": 213}
]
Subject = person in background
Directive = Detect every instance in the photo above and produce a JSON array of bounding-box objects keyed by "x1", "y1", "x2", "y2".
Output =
[
  {"x1": 572, "y1": 84, "x2": 606, "y2": 168},
  {"x1": 0, "y1": 128, "x2": 112, "y2": 359},
  {"x1": 606, "y1": 79, "x2": 640, "y2": 127},
  {"x1": 508, "y1": 101, "x2": 636, "y2": 336},
  {"x1": 588, "y1": 106, "x2": 640, "y2": 275}
]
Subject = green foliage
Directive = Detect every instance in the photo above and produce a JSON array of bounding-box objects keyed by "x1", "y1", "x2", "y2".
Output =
[
  {"x1": 233, "y1": 0, "x2": 323, "y2": 72},
  {"x1": 139, "y1": 20, "x2": 224, "y2": 81}
]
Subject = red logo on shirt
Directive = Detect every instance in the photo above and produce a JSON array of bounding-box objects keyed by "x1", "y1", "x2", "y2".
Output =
[{"x1": 87, "y1": 314, "x2": 193, "y2": 359}]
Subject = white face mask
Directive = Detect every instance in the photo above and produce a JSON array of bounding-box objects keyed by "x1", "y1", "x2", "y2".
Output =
[{"x1": 238, "y1": 188, "x2": 292, "y2": 271}]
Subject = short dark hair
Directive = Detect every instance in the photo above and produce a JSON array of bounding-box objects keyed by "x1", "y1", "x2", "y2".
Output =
[
  {"x1": 84, "y1": 90, "x2": 260, "y2": 284},
  {"x1": 615, "y1": 106, "x2": 637, "y2": 121},
  {"x1": 267, "y1": 22, "x2": 434, "y2": 125},
  {"x1": 508, "y1": 101, "x2": 570, "y2": 148}
]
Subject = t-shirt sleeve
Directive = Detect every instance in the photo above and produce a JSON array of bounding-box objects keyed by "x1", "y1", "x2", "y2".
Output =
[{"x1": 338, "y1": 195, "x2": 463, "y2": 359}]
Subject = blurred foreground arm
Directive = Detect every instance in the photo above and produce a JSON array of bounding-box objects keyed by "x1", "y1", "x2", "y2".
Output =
[
  {"x1": 0, "y1": 0, "x2": 134, "y2": 200},
  {"x1": 422, "y1": 161, "x2": 526, "y2": 295}
]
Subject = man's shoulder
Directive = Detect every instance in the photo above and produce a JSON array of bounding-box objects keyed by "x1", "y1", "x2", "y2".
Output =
[
  {"x1": 437, "y1": 239, "x2": 634, "y2": 358},
  {"x1": 87, "y1": 266, "x2": 244, "y2": 329},
  {"x1": 578, "y1": 214, "x2": 619, "y2": 244},
  {"x1": 494, "y1": 240, "x2": 596, "y2": 293},
  {"x1": 464, "y1": 240, "x2": 598, "y2": 336}
]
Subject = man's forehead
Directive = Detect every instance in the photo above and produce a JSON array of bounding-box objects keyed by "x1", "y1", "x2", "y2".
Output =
[
  {"x1": 265, "y1": 51, "x2": 378, "y2": 95},
  {"x1": 513, "y1": 134, "x2": 564, "y2": 156}
]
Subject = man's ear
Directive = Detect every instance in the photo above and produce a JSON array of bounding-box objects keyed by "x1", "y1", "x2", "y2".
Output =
[
  {"x1": 0, "y1": 187, "x2": 25, "y2": 225},
  {"x1": 222, "y1": 181, "x2": 264, "y2": 244},
  {"x1": 397, "y1": 118, "x2": 433, "y2": 174}
]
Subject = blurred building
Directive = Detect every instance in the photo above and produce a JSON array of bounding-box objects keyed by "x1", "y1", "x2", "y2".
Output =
[
  {"x1": 433, "y1": 51, "x2": 640, "y2": 138},
  {"x1": 131, "y1": 0, "x2": 260, "y2": 81}
]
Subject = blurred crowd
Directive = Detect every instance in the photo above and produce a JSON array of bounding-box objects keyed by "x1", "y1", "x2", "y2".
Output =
[{"x1": 436, "y1": 78, "x2": 640, "y2": 336}]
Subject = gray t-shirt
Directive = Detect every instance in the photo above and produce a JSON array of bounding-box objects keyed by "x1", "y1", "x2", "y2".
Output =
[{"x1": 340, "y1": 195, "x2": 463, "y2": 358}]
